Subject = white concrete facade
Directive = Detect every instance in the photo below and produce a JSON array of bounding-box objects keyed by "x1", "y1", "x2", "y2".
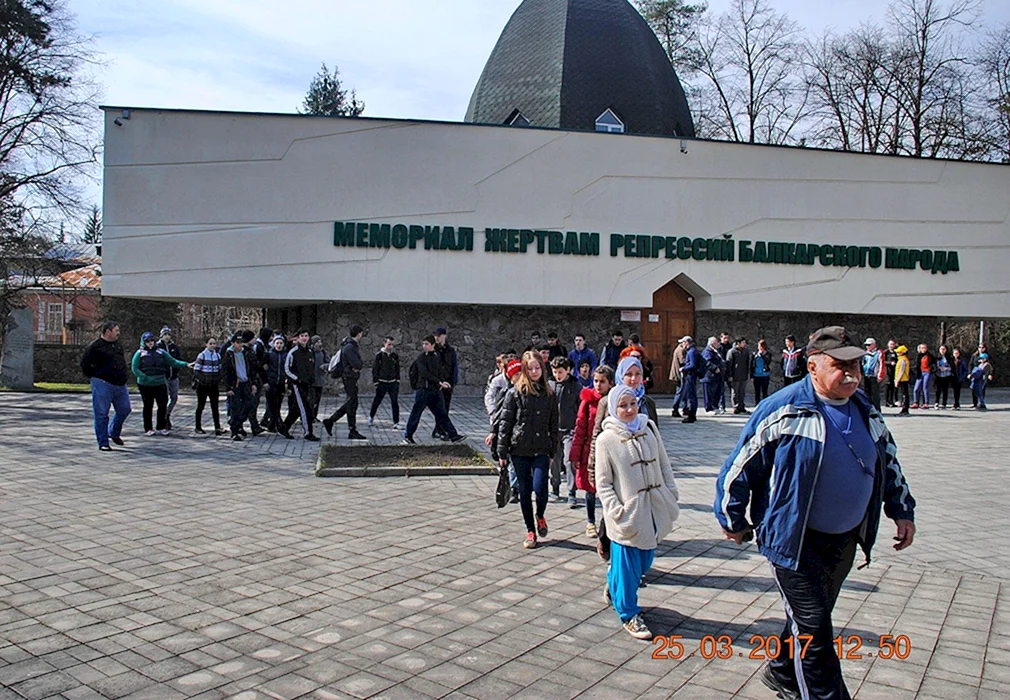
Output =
[{"x1": 101, "y1": 108, "x2": 1010, "y2": 317}]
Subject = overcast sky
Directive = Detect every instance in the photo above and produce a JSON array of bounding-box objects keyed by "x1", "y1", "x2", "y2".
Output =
[{"x1": 78, "y1": 0, "x2": 1010, "y2": 124}]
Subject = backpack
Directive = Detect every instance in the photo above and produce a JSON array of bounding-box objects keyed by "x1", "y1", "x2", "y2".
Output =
[
  {"x1": 328, "y1": 349, "x2": 343, "y2": 378},
  {"x1": 408, "y1": 358, "x2": 420, "y2": 390}
]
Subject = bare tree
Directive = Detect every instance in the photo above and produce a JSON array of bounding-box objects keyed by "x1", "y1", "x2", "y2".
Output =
[
  {"x1": 692, "y1": 0, "x2": 809, "y2": 144},
  {"x1": 885, "y1": 0, "x2": 983, "y2": 158},
  {"x1": 1, "y1": 0, "x2": 101, "y2": 217},
  {"x1": 977, "y1": 24, "x2": 1010, "y2": 162}
]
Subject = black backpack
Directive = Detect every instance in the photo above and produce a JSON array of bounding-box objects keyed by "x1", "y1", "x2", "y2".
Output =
[
  {"x1": 328, "y1": 348, "x2": 343, "y2": 379},
  {"x1": 408, "y1": 358, "x2": 420, "y2": 390}
]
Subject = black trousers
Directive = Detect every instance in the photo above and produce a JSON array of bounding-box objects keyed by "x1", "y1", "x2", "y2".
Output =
[
  {"x1": 770, "y1": 528, "x2": 858, "y2": 700},
  {"x1": 195, "y1": 384, "x2": 221, "y2": 430},
  {"x1": 897, "y1": 381, "x2": 910, "y2": 413},
  {"x1": 783, "y1": 376, "x2": 801, "y2": 386},
  {"x1": 309, "y1": 385, "x2": 323, "y2": 418},
  {"x1": 885, "y1": 370, "x2": 897, "y2": 405},
  {"x1": 370, "y1": 382, "x2": 400, "y2": 423},
  {"x1": 281, "y1": 382, "x2": 316, "y2": 436},
  {"x1": 229, "y1": 382, "x2": 254, "y2": 435},
  {"x1": 952, "y1": 379, "x2": 962, "y2": 409},
  {"x1": 262, "y1": 384, "x2": 285, "y2": 429},
  {"x1": 861, "y1": 377, "x2": 881, "y2": 410},
  {"x1": 405, "y1": 388, "x2": 458, "y2": 439},
  {"x1": 935, "y1": 376, "x2": 951, "y2": 407},
  {"x1": 139, "y1": 385, "x2": 168, "y2": 432},
  {"x1": 327, "y1": 377, "x2": 359, "y2": 430}
]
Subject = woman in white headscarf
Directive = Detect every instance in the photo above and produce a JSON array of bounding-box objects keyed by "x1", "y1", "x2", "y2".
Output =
[{"x1": 596, "y1": 384, "x2": 679, "y2": 640}]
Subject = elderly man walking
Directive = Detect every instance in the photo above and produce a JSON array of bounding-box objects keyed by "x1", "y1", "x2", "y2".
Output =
[
  {"x1": 81, "y1": 321, "x2": 132, "y2": 451},
  {"x1": 715, "y1": 327, "x2": 916, "y2": 700}
]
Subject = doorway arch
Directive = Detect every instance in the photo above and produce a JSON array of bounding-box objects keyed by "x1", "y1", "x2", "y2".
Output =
[{"x1": 640, "y1": 279, "x2": 695, "y2": 394}]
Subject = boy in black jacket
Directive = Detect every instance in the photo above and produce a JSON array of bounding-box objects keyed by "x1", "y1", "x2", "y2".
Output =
[
  {"x1": 323, "y1": 324, "x2": 366, "y2": 440},
  {"x1": 369, "y1": 336, "x2": 401, "y2": 428},
  {"x1": 403, "y1": 336, "x2": 465, "y2": 444},
  {"x1": 549, "y1": 357, "x2": 582, "y2": 506},
  {"x1": 280, "y1": 329, "x2": 320, "y2": 441}
]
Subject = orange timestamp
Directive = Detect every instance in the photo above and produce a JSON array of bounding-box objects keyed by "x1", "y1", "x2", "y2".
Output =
[{"x1": 651, "y1": 634, "x2": 913, "y2": 661}]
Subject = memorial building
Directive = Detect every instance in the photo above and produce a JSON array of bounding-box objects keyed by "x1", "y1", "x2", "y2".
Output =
[{"x1": 101, "y1": 0, "x2": 1010, "y2": 390}]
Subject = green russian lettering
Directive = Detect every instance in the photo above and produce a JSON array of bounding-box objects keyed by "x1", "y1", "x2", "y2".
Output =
[
  {"x1": 564, "y1": 231, "x2": 579, "y2": 255},
  {"x1": 650, "y1": 236, "x2": 664, "y2": 259},
  {"x1": 692, "y1": 238, "x2": 706, "y2": 261},
  {"x1": 869, "y1": 247, "x2": 882, "y2": 268},
  {"x1": 356, "y1": 222, "x2": 368, "y2": 246},
  {"x1": 484, "y1": 229, "x2": 506, "y2": 252},
  {"x1": 582, "y1": 232, "x2": 600, "y2": 256},
  {"x1": 439, "y1": 226, "x2": 456, "y2": 250},
  {"x1": 610, "y1": 234, "x2": 624, "y2": 257},
  {"x1": 391, "y1": 224, "x2": 408, "y2": 249},
  {"x1": 370, "y1": 223, "x2": 391, "y2": 248},
  {"x1": 333, "y1": 222, "x2": 355, "y2": 247},
  {"x1": 507, "y1": 229, "x2": 520, "y2": 253},
  {"x1": 519, "y1": 229, "x2": 534, "y2": 253},
  {"x1": 947, "y1": 251, "x2": 959, "y2": 272},
  {"x1": 548, "y1": 230, "x2": 564, "y2": 254},
  {"x1": 739, "y1": 240, "x2": 753, "y2": 262},
  {"x1": 424, "y1": 226, "x2": 440, "y2": 250},
  {"x1": 678, "y1": 237, "x2": 691, "y2": 259},
  {"x1": 753, "y1": 241, "x2": 767, "y2": 263},
  {"x1": 534, "y1": 230, "x2": 547, "y2": 254},
  {"x1": 820, "y1": 244, "x2": 833, "y2": 266},
  {"x1": 459, "y1": 227, "x2": 474, "y2": 251},
  {"x1": 626, "y1": 234, "x2": 638, "y2": 257},
  {"x1": 665, "y1": 236, "x2": 677, "y2": 259},
  {"x1": 931, "y1": 251, "x2": 947, "y2": 274}
]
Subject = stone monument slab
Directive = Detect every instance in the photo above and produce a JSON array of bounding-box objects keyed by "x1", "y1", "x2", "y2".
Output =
[{"x1": 1, "y1": 307, "x2": 35, "y2": 390}]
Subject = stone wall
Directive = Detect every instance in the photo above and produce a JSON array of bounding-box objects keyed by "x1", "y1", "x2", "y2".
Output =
[
  {"x1": 35, "y1": 343, "x2": 205, "y2": 386},
  {"x1": 267, "y1": 303, "x2": 640, "y2": 394}
]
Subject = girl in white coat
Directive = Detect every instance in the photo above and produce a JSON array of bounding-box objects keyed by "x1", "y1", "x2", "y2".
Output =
[{"x1": 596, "y1": 384, "x2": 680, "y2": 640}]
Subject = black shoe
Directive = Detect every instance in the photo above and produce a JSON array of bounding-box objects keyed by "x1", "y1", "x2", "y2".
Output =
[
  {"x1": 279, "y1": 429, "x2": 294, "y2": 439},
  {"x1": 214, "y1": 428, "x2": 225, "y2": 436},
  {"x1": 671, "y1": 409, "x2": 681, "y2": 417},
  {"x1": 231, "y1": 434, "x2": 243, "y2": 442},
  {"x1": 760, "y1": 664, "x2": 801, "y2": 700},
  {"x1": 166, "y1": 417, "x2": 173, "y2": 430},
  {"x1": 509, "y1": 493, "x2": 519, "y2": 504},
  {"x1": 348, "y1": 430, "x2": 367, "y2": 441},
  {"x1": 323, "y1": 418, "x2": 334, "y2": 436},
  {"x1": 251, "y1": 428, "x2": 265, "y2": 437},
  {"x1": 450, "y1": 434, "x2": 467, "y2": 443},
  {"x1": 402, "y1": 436, "x2": 416, "y2": 445},
  {"x1": 195, "y1": 427, "x2": 206, "y2": 434},
  {"x1": 239, "y1": 429, "x2": 247, "y2": 437},
  {"x1": 681, "y1": 417, "x2": 696, "y2": 423},
  {"x1": 99, "y1": 445, "x2": 113, "y2": 452},
  {"x1": 304, "y1": 434, "x2": 320, "y2": 442},
  {"x1": 110, "y1": 436, "x2": 125, "y2": 446}
]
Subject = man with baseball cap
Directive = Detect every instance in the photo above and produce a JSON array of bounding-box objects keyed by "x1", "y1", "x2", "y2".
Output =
[
  {"x1": 716, "y1": 326, "x2": 916, "y2": 699},
  {"x1": 861, "y1": 338, "x2": 886, "y2": 411}
]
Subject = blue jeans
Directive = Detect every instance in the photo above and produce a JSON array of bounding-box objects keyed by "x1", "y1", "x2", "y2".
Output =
[
  {"x1": 681, "y1": 375, "x2": 698, "y2": 418},
  {"x1": 511, "y1": 454, "x2": 550, "y2": 534},
  {"x1": 91, "y1": 379, "x2": 132, "y2": 447},
  {"x1": 607, "y1": 542, "x2": 655, "y2": 621},
  {"x1": 913, "y1": 371, "x2": 932, "y2": 405}
]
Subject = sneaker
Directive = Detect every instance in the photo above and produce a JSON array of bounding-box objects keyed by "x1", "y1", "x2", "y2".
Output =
[
  {"x1": 910, "y1": 403, "x2": 919, "y2": 409},
  {"x1": 760, "y1": 664, "x2": 802, "y2": 700},
  {"x1": 622, "y1": 614, "x2": 653, "y2": 640},
  {"x1": 450, "y1": 434, "x2": 467, "y2": 443},
  {"x1": 304, "y1": 434, "x2": 320, "y2": 442},
  {"x1": 145, "y1": 430, "x2": 155, "y2": 437},
  {"x1": 214, "y1": 428, "x2": 225, "y2": 436},
  {"x1": 157, "y1": 429, "x2": 170, "y2": 436},
  {"x1": 568, "y1": 495, "x2": 578, "y2": 509},
  {"x1": 111, "y1": 436, "x2": 125, "y2": 446},
  {"x1": 279, "y1": 429, "x2": 294, "y2": 440},
  {"x1": 239, "y1": 429, "x2": 248, "y2": 436},
  {"x1": 509, "y1": 493, "x2": 519, "y2": 504},
  {"x1": 671, "y1": 409, "x2": 681, "y2": 417},
  {"x1": 99, "y1": 445, "x2": 113, "y2": 452},
  {"x1": 392, "y1": 423, "x2": 401, "y2": 430},
  {"x1": 368, "y1": 417, "x2": 374, "y2": 426},
  {"x1": 603, "y1": 583, "x2": 611, "y2": 604},
  {"x1": 523, "y1": 532, "x2": 537, "y2": 549},
  {"x1": 166, "y1": 417, "x2": 173, "y2": 430},
  {"x1": 934, "y1": 403, "x2": 940, "y2": 409},
  {"x1": 194, "y1": 427, "x2": 206, "y2": 434},
  {"x1": 681, "y1": 417, "x2": 696, "y2": 423},
  {"x1": 586, "y1": 523, "x2": 598, "y2": 538},
  {"x1": 251, "y1": 428, "x2": 264, "y2": 437},
  {"x1": 323, "y1": 418, "x2": 334, "y2": 436},
  {"x1": 348, "y1": 430, "x2": 367, "y2": 441},
  {"x1": 402, "y1": 436, "x2": 416, "y2": 445},
  {"x1": 550, "y1": 492, "x2": 562, "y2": 503},
  {"x1": 231, "y1": 434, "x2": 243, "y2": 442},
  {"x1": 536, "y1": 517, "x2": 548, "y2": 537}
]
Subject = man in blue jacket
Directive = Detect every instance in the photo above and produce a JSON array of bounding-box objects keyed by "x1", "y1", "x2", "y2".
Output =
[
  {"x1": 715, "y1": 326, "x2": 916, "y2": 700},
  {"x1": 679, "y1": 336, "x2": 700, "y2": 424}
]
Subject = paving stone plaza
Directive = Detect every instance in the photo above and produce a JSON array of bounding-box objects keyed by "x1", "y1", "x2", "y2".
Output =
[{"x1": 1, "y1": 390, "x2": 1008, "y2": 699}]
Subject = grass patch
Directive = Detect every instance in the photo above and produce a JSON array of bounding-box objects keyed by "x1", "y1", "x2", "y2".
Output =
[
  {"x1": 0, "y1": 382, "x2": 93, "y2": 393},
  {"x1": 320, "y1": 443, "x2": 493, "y2": 470}
]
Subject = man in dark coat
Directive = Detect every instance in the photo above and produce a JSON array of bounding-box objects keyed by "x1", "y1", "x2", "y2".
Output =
[
  {"x1": 81, "y1": 321, "x2": 132, "y2": 451},
  {"x1": 323, "y1": 324, "x2": 366, "y2": 440}
]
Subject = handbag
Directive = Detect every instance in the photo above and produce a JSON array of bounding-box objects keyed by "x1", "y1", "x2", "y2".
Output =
[{"x1": 495, "y1": 465, "x2": 512, "y2": 509}]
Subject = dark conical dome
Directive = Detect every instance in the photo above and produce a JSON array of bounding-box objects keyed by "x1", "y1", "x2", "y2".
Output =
[{"x1": 465, "y1": 0, "x2": 695, "y2": 138}]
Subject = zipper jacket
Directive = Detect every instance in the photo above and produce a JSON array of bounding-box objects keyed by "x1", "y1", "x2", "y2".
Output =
[{"x1": 714, "y1": 376, "x2": 915, "y2": 571}]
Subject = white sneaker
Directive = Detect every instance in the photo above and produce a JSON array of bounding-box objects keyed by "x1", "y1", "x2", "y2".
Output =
[
  {"x1": 157, "y1": 429, "x2": 170, "y2": 435},
  {"x1": 623, "y1": 613, "x2": 653, "y2": 640},
  {"x1": 368, "y1": 417, "x2": 374, "y2": 426},
  {"x1": 392, "y1": 423, "x2": 400, "y2": 430},
  {"x1": 145, "y1": 430, "x2": 155, "y2": 437}
]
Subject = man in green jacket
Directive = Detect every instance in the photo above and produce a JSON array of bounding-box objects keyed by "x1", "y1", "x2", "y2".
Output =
[{"x1": 131, "y1": 331, "x2": 193, "y2": 436}]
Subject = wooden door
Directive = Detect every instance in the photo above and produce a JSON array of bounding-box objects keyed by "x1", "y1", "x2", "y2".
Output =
[{"x1": 640, "y1": 281, "x2": 695, "y2": 394}]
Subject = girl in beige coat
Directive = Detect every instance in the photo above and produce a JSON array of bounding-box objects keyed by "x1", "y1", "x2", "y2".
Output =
[{"x1": 596, "y1": 384, "x2": 680, "y2": 640}]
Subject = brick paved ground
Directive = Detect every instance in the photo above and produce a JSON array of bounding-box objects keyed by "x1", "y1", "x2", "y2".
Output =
[{"x1": 0, "y1": 389, "x2": 1007, "y2": 699}]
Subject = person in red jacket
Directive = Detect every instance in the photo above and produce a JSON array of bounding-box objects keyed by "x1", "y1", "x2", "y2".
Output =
[{"x1": 570, "y1": 365, "x2": 615, "y2": 538}]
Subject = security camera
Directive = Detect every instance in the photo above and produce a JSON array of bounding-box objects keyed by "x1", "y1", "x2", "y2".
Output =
[{"x1": 114, "y1": 118, "x2": 123, "y2": 126}]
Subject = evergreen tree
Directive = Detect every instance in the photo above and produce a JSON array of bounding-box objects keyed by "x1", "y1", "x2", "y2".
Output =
[
  {"x1": 81, "y1": 205, "x2": 102, "y2": 244},
  {"x1": 300, "y1": 63, "x2": 364, "y2": 117}
]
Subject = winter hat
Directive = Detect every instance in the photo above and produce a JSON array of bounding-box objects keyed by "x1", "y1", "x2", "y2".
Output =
[
  {"x1": 159, "y1": 327, "x2": 172, "y2": 337},
  {"x1": 434, "y1": 326, "x2": 448, "y2": 336},
  {"x1": 505, "y1": 359, "x2": 523, "y2": 379},
  {"x1": 980, "y1": 353, "x2": 989, "y2": 360},
  {"x1": 271, "y1": 335, "x2": 286, "y2": 346},
  {"x1": 310, "y1": 335, "x2": 322, "y2": 345}
]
